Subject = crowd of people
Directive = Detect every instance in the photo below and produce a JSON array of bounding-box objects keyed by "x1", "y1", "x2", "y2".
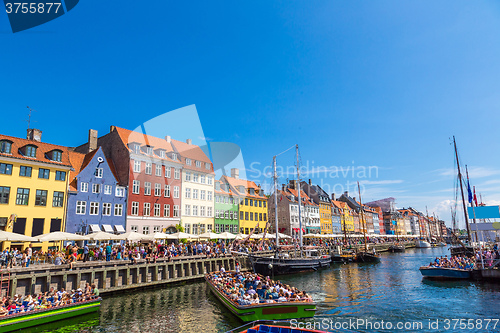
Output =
[
  {"x1": 476, "y1": 245, "x2": 500, "y2": 268},
  {"x1": 0, "y1": 284, "x2": 100, "y2": 317},
  {"x1": 428, "y1": 255, "x2": 476, "y2": 270},
  {"x1": 207, "y1": 266, "x2": 313, "y2": 306}
]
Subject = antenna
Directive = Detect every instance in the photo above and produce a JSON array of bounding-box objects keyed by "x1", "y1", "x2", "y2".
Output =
[{"x1": 26, "y1": 106, "x2": 37, "y2": 130}]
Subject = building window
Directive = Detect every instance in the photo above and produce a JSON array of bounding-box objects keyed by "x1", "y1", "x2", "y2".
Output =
[
  {"x1": 26, "y1": 145, "x2": 37, "y2": 157},
  {"x1": 200, "y1": 206, "x2": 206, "y2": 216},
  {"x1": 193, "y1": 189, "x2": 198, "y2": 199},
  {"x1": 200, "y1": 175, "x2": 205, "y2": 184},
  {"x1": 142, "y1": 226, "x2": 150, "y2": 235},
  {"x1": 76, "y1": 201, "x2": 86, "y2": 214},
  {"x1": 240, "y1": 211, "x2": 244, "y2": 220},
  {"x1": 264, "y1": 213, "x2": 267, "y2": 221},
  {"x1": 205, "y1": 162, "x2": 210, "y2": 170},
  {"x1": 245, "y1": 198, "x2": 248, "y2": 206},
  {"x1": 245, "y1": 212, "x2": 249, "y2": 220},
  {"x1": 185, "y1": 223, "x2": 190, "y2": 234},
  {"x1": 55, "y1": 171, "x2": 66, "y2": 181},
  {"x1": 114, "y1": 204, "x2": 123, "y2": 216},
  {"x1": 174, "y1": 168, "x2": 180, "y2": 179},
  {"x1": 132, "y1": 180, "x2": 140, "y2": 194},
  {"x1": 144, "y1": 182, "x2": 151, "y2": 195},
  {"x1": 0, "y1": 186, "x2": 9, "y2": 204},
  {"x1": 154, "y1": 183, "x2": 161, "y2": 196},
  {"x1": 215, "y1": 195, "x2": 219, "y2": 203},
  {"x1": 173, "y1": 205, "x2": 179, "y2": 217},
  {"x1": 0, "y1": 141, "x2": 12, "y2": 154},
  {"x1": 250, "y1": 212, "x2": 253, "y2": 221},
  {"x1": 164, "y1": 185, "x2": 170, "y2": 197},
  {"x1": 154, "y1": 203, "x2": 161, "y2": 217},
  {"x1": 259, "y1": 200, "x2": 262, "y2": 207},
  {"x1": 216, "y1": 210, "x2": 220, "y2": 218},
  {"x1": 19, "y1": 166, "x2": 32, "y2": 177},
  {"x1": 104, "y1": 185, "x2": 112, "y2": 195},
  {"x1": 193, "y1": 173, "x2": 198, "y2": 182},
  {"x1": 38, "y1": 168, "x2": 50, "y2": 179},
  {"x1": 185, "y1": 188, "x2": 191, "y2": 199},
  {"x1": 94, "y1": 168, "x2": 103, "y2": 178},
  {"x1": 195, "y1": 161, "x2": 201, "y2": 168},
  {"x1": 35, "y1": 190, "x2": 47, "y2": 206},
  {"x1": 0, "y1": 163, "x2": 13, "y2": 175},
  {"x1": 208, "y1": 176, "x2": 213, "y2": 185},
  {"x1": 165, "y1": 167, "x2": 171, "y2": 178},
  {"x1": 51, "y1": 150, "x2": 62, "y2": 162},
  {"x1": 131, "y1": 225, "x2": 138, "y2": 232},
  {"x1": 171, "y1": 153, "x2": 177, "y2": 161},
  {"x1": 147, "y1": 147, "x2": 153, "y2": 155},
  {"x1": 155, "y1": 164, "x2": 162, "y2": 176},
  {"x1": 103, "y1": 203, "x2": 112, "y2": 216},
  {"x1": 193, "y1": 224, "x2": 198, "y2": 235},
  {"x1": 92, "y1": 183, "x2": 101, "y2": 194},
  {"x1": 116, "y1": 186, "x2": 125, "y2": 197},
  {"x1": 143, "y1": 203, "x2": 151, "y2": 216},
  {"x1": 90, "y1": 202, "x2": 99, "y2": 215},
  {"x1": 159, "y1": 151, "x2": 165, "y2": 158},
  {"x1": 164, "y1": 204, "x2": 170, "y2": 217},
  {"x1": 134, "y1": 144, "x2": 140, "y2": 154},
  {"x1": 153, "y1": 226, "x2": 160, "y2": 233},
  {"x1": 208, "y1": 191, "x2": 213, "y2": 201},
  {"x1": 185, "y1": 204, "x2": 191, "y2": 215},
  {"x1": 250, "y1": 199, "x2": 253, "y2": 206},
  {"x1": 145, "y1": 162, "x2": 152, "y2": 175},
  {"x1": 200, "y1": 190, "x2": 206, "y2": 200},
  {"x1": 186, "y1": 158, "x2": 191, "y2": 165},
  {"x1": 53, "y1": 191, "x2": 64, "y2": 207},
  {"x1": 173, "y1": 186, "x2": 179, "y2": 198},
  {"x1": 263, "y1": 201, "x2": 266, "y2": 208},
  {"x1": 133, "y1": 160, "x2": 141, "y2": 173},
  {"x1": 80, "y1": 182, "x2": 88, "y2": 192},
  {"x1": 259, "y1": 213, "x2": 263, "y2": 221},
  {"x1": 131, "y1": 202, "x2": 139, "y2": 215}
]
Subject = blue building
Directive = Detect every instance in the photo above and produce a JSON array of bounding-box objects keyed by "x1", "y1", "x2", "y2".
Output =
[{"x1": 66, "y1": 146, "x2": 127, "y2": 234}]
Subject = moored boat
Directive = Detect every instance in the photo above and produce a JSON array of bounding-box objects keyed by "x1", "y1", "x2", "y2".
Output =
[
  {"x1": 0, "y1": 297, "x2": 101, "y2": 332},
  {"x1": 419, "y1": 267, "x2": 471, "y2": 280},
  {"x1": 354, "y1": 252, "x2": 381, "y2": 263},
  {"x1": 415, "y1": 240, "x2": 431, "y2": 248},
  {"x1": 206, "y1": 272, "x2": 316, "y2": 322},
  {"x1": 388, "y1": 244, "x2": 405, "y2": 252},
  {"x1": 250, "y1": 249, "x2": 331, "y2": 275},
  {"x1": 236, "y1": 322, "x2": 328, "y2": 333}
]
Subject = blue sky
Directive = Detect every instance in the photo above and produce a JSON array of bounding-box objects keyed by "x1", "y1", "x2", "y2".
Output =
[{"x1": 2, "y1": 1, "x2": 500, "y2": 227}]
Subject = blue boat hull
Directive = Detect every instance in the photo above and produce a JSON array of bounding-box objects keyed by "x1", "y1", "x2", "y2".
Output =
[{"x1": 419, "y1": 267, "x2": 471, "y2": 279}]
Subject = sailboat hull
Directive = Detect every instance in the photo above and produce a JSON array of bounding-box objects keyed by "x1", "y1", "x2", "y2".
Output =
[
  {"x1": 250, "y1": 256, "x2": 332, "y2": 275},
  {"x1": 415, "y1": 240, "x2": 431, "y2": 248}
]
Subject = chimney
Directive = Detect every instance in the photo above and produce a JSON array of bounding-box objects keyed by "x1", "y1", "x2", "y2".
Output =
[
  {"x1": 331, "y1": 193, "x2": 335, "y2": 201},
  {"x1": 26, "y1": 128, "x2": 42, "y2": 142},
  {"x1": 288, "y1": 180, "x2": 296, "y2": 190},
  {"x1": 344, "y1": 191, "x2": 349, "y2": 197},
  {"x1": 308, "y1": 179, "x2": 312, "y2": 185},
  {"x1": 282, "y1": 184, "x2": 286, "y2": 191},
  {"x1": 165, "y1": 135, "x2": 171, "y2": 143},
  {"x1": 88, "y1": 129, "x2": 98, "y2": 153},
  {"x1": 110, "y1": 125, "x2": 116, "y2": 133},
  {"x1": 186, "y1": 139, "x2": 192, "y2": 145},
  {"x1": 231, "y1": 168, "x2": 239, "y2": 179}
]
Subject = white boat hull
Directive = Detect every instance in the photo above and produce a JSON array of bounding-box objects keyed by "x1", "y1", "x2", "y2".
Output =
[{"x1": 416, "y1": 240, "x2": 431, "y2": 248}]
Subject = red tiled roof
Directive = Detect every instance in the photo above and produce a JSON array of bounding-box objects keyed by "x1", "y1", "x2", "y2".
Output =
[
  {"x1": 68, "y1": 150, "x2": 86, "y2": 191},
  {"x1": 221, "y1": 175, "x2": 265, "y2": 198},
  {"x1": 170, "y1": 139, "x2": 214, "y2": 174},
  {"x1": 0, "y1": 134, "x2": 73, "y2": 167},
  {"x1": 215, "y1": 179, "x2": 235, "y2": 196}
]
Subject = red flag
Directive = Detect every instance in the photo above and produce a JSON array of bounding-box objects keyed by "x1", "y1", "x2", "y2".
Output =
[{"x1": 473, "y1": 186, "x2": 478, "y2": 206}]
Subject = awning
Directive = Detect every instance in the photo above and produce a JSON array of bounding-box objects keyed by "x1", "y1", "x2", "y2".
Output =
[
  {"x1": 102, "y1": 224, "x2": 114, "y2": 233},
  {"x1": 114, "y1": 225, "x2": 126, "y2": 233},
  {"x1": 89, "y1": 224, "x2": 101, "y2": 233}
]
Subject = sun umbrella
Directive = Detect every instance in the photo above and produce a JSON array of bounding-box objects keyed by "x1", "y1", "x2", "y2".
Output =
[
  {"x1": 234, "y1": 233, "x2": 247, "y2": 240},
  {"x1": 198, "y1": 232, "x2": 220, "y2": 239},
  {"x1": 277, "y1": 232, "x2": 292, "y2": 239},
  {"x1": 36, "y1": 232, "x2": 89, "y2": 242},
  {"x1": 152, "y1": 232, "x2": 170, "y2": 239},
  {"x1": 117, "y1": 231, "x2": 153, "y2": 241},
  {"x1": 217, "y1": 231, "x2": 236, "y2": 240},
  {"x1": 0, "y1": 230, "x2": 38, "y2": 242},
  {"x1": 168, "y1": 232, "x2": 199, "y2": 240},
  {"x1": 86, "y1": 231, "x2": 122, "y2": 241}
]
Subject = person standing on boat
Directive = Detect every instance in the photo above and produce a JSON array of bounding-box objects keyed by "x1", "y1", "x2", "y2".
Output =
[
  {"x1": 106, "y1": 243, "x2": 112, "y2": 262},
  {"x1": 26, "y1": 244, "x2": 32, "y2": 267},
  {"x1": 83, "y1": 244, "x2": 89, "y2": 263},
  {"x1": 235, "y1": 262, "x2": 240, "y2": 274}
]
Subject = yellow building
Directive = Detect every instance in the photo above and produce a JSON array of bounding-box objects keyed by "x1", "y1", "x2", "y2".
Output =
[
  {"x1": 333, "y1": 201, "x2": 354, "y2": 233},
  {"x1": 222, "y1": 168, "x2": 267, "y2": 234},
  {"x1": 319, "y1": 202, "x2": 332, "y2": 234},
  {"x1": 0, "y1": 130, "x2": 72, "y2": 251}
]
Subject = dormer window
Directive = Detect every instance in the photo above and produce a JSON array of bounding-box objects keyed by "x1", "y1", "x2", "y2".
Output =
[
  {"x1": 291, "y1": 195, "x2": 295, "y2": 202},
  {"x1": 134, "y1": 144, "x2": 140, "y2": 154},
  {"x1": 186, "y1": 158, "x2": 191, "y2": 165},
  {"x1": 249, "y1": 188, "x2": 255, "y2": 195},
  {"x1": 146, "y1": 146, "x2": 153, "y2": 155},
  {"x1": 25, "y1": 145, "x2": 37, "y2": 158},
  {"x1": 205, "y1": 162, "x2": 210, "y2": 170},
  {"x1": 171, "y1": 153, "x2": 177, "y2": 161},
  {"x1": 239, "y1": 186, "x2": 245, "y2": 193},
  {"x1": 51, "y1": 150, "x2": 62, "y2": 162},
  {"x1": 215, "y1": 182, "x2": 220, "y2": 191},
  {"x1": 195, "y1": 160, "x2": 201, "y2": 168},
  {"x1": 159, "y1": 150, "x2": 165, "y2": 158},
  {"x1": 0, "y1": 141, "x2": 12, "y2": 154}
]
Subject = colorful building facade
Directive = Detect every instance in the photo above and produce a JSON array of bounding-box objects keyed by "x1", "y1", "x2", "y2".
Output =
[{"x1": 214, "y1": 179, "x2": 239, "y2": 234}]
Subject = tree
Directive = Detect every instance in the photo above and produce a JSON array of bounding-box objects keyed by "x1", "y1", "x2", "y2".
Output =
[{"x1": 175, "y1": 224, "x2": 184, "y2": 232}]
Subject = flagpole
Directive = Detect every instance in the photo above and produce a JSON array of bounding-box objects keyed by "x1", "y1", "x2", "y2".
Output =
[
  {"x1": 296, "y1": 144, "x2": 303, "y2": 257},
  {"x1": 466, "y1": 166, "x2": 478, "y2": 243},
  {"x1": 273, "y1": 156, "x2": 279, "y2": 251},
  {"x1": 454, "y1": 136, "x2": 471, "y2": 243}
]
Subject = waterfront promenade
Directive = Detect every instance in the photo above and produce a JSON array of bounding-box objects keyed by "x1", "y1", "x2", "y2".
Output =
[{"x1": 0, "y1": 241, "x2": 415, "y2": 299}]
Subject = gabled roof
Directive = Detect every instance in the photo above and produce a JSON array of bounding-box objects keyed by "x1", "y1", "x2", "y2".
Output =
[
  {"x1": 68, "y1": 150, "x2": 87, "y2": 191},
  {"x1": 286, "y1": 188, "x2": 317, "y2": 206},
  {"x1": 0, "y1": 133, "x2": 73, "y2": 167},
  {"x1": 170, "y1": 138, "x2": 214, "y2": 173},
  {"x1": 222, "y1": 175, "x2": 265, "y2": 199},
  {"x1": 113, "y1": 126, "x2": 179, "y2": 163},
  {"x1": 215, "y1": 179, "x2": 235, "y2": 196}
]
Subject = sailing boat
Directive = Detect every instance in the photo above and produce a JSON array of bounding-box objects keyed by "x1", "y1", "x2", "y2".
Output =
[
  {"x1": 388, "y1": 211, "x2": 405, "y2": 252},
  {"x1": 249, "y1": 145, "x2": 332, "y2": 275},
  {"x1": 415, "y1": 210, "x2": 431, "y2": 248},
  {"x1": 353, "y1": 182, "x2": 381, "y2": 263}
]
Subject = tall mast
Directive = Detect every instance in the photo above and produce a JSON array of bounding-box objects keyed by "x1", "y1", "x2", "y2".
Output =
[
  {"x1": 465, "y1": 166, "x2": 478, "y2": 243},
  {"x1": 357, "y1": 182, "x2": 368, "y2": 253},
  {"x1": 273, "y1": 156, "x2": 279, "y2": 249},
  {"x1": 425, "y1": 206, "x2": 431, "y2": 243},
  {"x1": 296, "y1": 145, "x2": 303, "y2": 251},
  {"x1": 454, "y1": 136, "x2": 471, "y2": 243}
]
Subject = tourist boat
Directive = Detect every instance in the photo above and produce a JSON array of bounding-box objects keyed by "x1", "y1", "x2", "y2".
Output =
[
  {"x1": 0, "y1": 297, "x2": 101, "y2": 332},
  {"x1": 205, "y1": 273, "x2": 316, "y2": 322},
  {"x1": 419, "y1": 267, "x2": 471, "y2": 280},
  {"x1": 236, "y1": 323, "x2": 327, "y2": 333},
  {"x1": 250, "y1": 249, "x2": 331, "y2": 275},
  {"x1": 354, "y1": 252, "x2": 381, "y2": 263}
]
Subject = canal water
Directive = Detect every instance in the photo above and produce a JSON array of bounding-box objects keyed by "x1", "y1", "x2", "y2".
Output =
[{"x1": 27, "y1": 247, "x2": 500, "y2": 333}]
